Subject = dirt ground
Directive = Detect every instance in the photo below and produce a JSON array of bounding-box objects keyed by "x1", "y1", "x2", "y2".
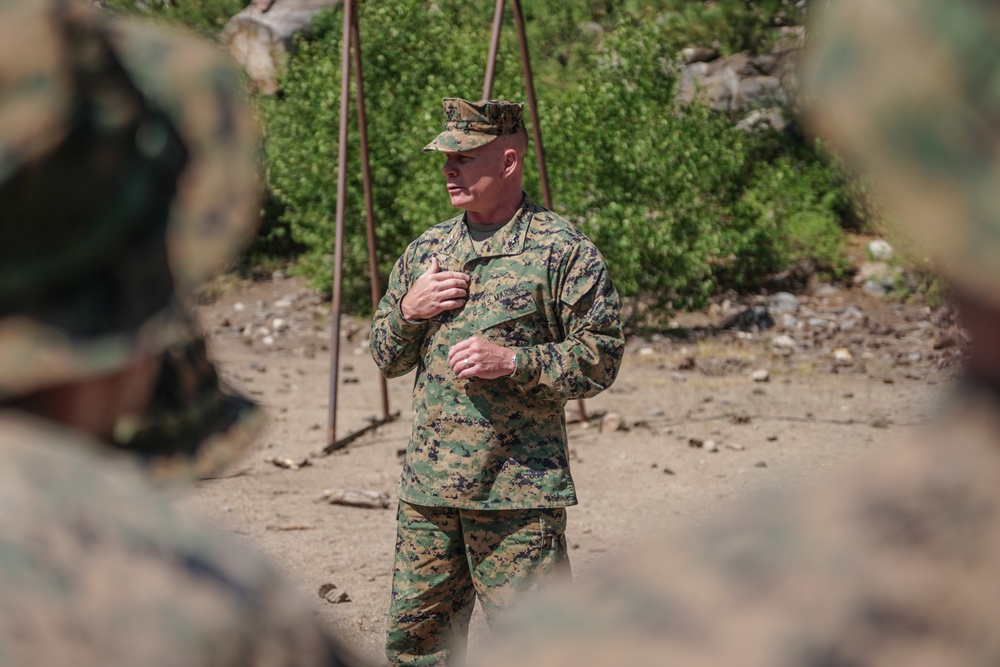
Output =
[{"x1": 179, "y1": 266, "x2": 957, "y2": 665}]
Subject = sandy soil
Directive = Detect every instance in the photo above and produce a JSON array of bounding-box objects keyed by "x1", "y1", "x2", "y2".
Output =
[{"x1": 179, "y1": 270, "x2": 956, "y2": 665}]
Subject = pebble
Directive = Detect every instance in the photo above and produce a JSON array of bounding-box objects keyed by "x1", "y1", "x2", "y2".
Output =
[
  {"x1": 868, "y1": 239, "x2": 894, "y2": 261},
  {"x1": 840, "y1": 306, "x2": 865, "y2": 320},
  {"x1": 769, "y1": 291, "x2": 799, "y2": 314},
  {"x1": 638, "y1": 346, "x2": 654, "y2": 356},
  {"x1": 317, "y1": 583, "x2": 350, "y2": 604},
  {"x1": 703, "y1": 440, "x2": 718, "y2": 453},
  {"x1": 233, "y1": 302, "x2": 246, "y2": 312},
  {"x1": 601, "y1": 412, "x2": 624, "y2": 433},
  {"x1": 856, "y1": 261, "x2": 890, "y2": 283},
  {"x1": 771, "y1": 335, "x2": 796, "y2": 354},
  {"x1": 751, "y1": 369, "x2": 770, "y2": 382},
  {"x1": 832, "y1": 348, "x2": 853, "y2": 363},
  {"x1": 863, "y1": 280, "x2": 887, "y2": 296}
]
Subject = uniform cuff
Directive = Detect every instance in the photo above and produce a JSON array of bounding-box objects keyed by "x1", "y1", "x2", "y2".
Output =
[
  {"x1": 508, "y1": 348, "x2": 536, "y2": 386},
  {"x1": 387, "y1": 301, "x2": 428, "y2": 338}
]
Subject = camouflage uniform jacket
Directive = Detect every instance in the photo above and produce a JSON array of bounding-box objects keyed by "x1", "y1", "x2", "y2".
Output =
[
  {"x1": 475, "y1": 376, "x2": 1000, "y2": 665},
  {"x1": 0, "y1": 410, "x2": 358, "y2": 667},
  {"x1": 370, "y1": 195, "x2": 623, "y2": 510}
]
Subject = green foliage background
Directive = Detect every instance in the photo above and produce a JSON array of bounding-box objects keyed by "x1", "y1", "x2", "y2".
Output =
[{"x1": 103, "y1": 0, "x2": 858, "y2": 319}]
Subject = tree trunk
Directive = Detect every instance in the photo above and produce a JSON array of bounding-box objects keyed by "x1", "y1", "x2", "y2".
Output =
[{"x1": 221, "y1": 0, "x2": 341, "y2": 94}]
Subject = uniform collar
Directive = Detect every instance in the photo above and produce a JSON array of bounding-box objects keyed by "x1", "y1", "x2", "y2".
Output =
[{"x1": 439, "y1": 193, "x2": 534, "y2": 264}]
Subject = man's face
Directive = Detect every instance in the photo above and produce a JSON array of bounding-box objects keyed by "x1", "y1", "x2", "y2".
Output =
[{"x1": 441, "y1": 139, "x2": 505, "y2": 219}]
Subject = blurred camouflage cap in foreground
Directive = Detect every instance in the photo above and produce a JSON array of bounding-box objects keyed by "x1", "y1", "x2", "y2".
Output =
[
  {"x1": 111, "y1": 316, "x2": 265, "y2": 484},
  {"x1": 423, "y1": 98, "x2": 524, "y2": 152},
  {"x1": 0, "y1": 0, "x2": 265, "y2": 479},
  {"x1": 0, "y1": 0, "x2": 261, "y2": 399},
  {"x1": 803, "y1": 0, "x2": 1000, "y2": 304}
]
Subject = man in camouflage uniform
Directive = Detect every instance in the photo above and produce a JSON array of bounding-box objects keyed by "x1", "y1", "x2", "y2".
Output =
[
  {"x1": 0, "y1": 1, "x2": 360, "y2": 664},
  {"x1": 370, "y1": 98, "x2": 624, "y2": 665},
  {"x1": 468, "y1": 1, "x2": 1000, "y2": 665}
]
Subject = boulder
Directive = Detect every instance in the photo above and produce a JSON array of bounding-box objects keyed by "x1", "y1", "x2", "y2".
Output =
[
  {"x1": 222, "y1": 0, "x2": 341, "y2": 95},
  {"x1": 676, "y1": 26, "x2": 804, "y2": 129}
]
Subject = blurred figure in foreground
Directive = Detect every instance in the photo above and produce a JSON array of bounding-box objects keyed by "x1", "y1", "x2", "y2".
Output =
[
  {"x1": 473, "y1": 0, "x2": 1000, "y2": 664},
  {"x1": 0, "y1": 1, "x2": 359, "y2": 664}
]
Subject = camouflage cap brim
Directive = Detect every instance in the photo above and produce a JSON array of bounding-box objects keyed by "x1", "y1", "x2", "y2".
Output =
[
  {"x1": 423, "y1": 97, "x2": 524, "y2": 153},
  {"x1": 111, "y1": 324, "x2": 265, "y2": 485},
  {"x1": 422, "y1": 130, "x2": 499, "y2": 153},
  {"x1": 0, "y1": 300, "x2": 191, "y2": 402}
]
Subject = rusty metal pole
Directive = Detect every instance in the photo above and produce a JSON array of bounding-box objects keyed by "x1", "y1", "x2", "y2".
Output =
[
  {"x1": 351, "y1": 7, "x2": 390, "y2": 421},
  {"x1": 510, "y1": 0, "x2": 551, "y2": 208},
  {"x1": 483, "y1": 0, "x2": 506, "y2": 99},
  {"x1": 509, "y1": 0, "x2": 587, "y2": 422},
  {"x1": 327, "y1": 0, "x2": 353, "y2": 448}
]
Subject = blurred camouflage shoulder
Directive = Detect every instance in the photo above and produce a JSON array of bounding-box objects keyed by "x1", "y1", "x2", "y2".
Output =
[
  {"x1": 0, "y1": 410, "x2": 363, "y2": 667},
  {"x1": 475, "y1": 381, "x2": 1000, "y2": 666}
]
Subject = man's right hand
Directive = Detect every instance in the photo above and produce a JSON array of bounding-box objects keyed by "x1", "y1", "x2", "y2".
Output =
[{"x1": 400, "y1": 256, "x2": 470, "y2": 321}]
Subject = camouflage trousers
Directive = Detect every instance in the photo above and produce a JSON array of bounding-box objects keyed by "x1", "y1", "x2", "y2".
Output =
[{"x1": 385, "y1": 500, "x2": 571, "y2": 666}]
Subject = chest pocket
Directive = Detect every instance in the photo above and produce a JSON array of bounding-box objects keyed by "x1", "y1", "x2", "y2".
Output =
[{"x1": 477, "y1": 287, "x2": 544, "y2": 346}]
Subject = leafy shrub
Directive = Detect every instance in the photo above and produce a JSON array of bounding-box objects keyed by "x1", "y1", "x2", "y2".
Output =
[
  {"x1": 655, "y1": 0, "x2": 804, "y2": 54},
  {"x1": 542, "y1": 18, "x2": 850, "y2": 313},
  {"x1": 261, "y1": 2, "x2": 530, "y2": 307},
  {"x1": 103, "y1": 0, "x2": 854, "y2": 317},
  {"x1": 263, "y1": 0, "x2": 850, "y2": 317}
]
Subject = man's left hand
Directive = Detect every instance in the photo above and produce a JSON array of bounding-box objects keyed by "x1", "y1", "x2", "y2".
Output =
[{"x1": 448, "y1": 336, "x2": 516, "y2": 380}]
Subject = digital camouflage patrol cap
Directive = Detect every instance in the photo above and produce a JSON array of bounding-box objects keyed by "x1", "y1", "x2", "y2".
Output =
[
  {"x1": 0, "y1": 0, "x2": 263, "y2": 479},
  {"x1": 423, "y1": 98, "x2": 525, "y2": 152},
  {"x1": 803, "y1": 0, "x2": 1000, "y2": 305}
]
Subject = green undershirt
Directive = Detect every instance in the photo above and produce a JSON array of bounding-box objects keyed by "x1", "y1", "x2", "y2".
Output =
[{"x1": 466, "y1": 214, "x2": 514, "y2": 254}]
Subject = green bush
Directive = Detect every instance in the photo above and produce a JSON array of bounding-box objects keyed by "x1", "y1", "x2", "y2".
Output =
[
  {"x1": 656, "y1": 0, "x2": 803, "y2": 54},
  {"x1": 262, "y1": 0, "x2": 850, "y2": 317},
  {"x1": 262, "y1": 2, "x2": 531, "y2": 307},
  {"x1": 103, "y1": 0, "x2": 854, "y2": 317},
  {"x1": 543, "y1": 19, "x2": 850, "y2": 312}
]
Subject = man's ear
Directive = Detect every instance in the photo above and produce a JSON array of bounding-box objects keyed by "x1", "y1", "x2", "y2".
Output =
[{"x1": 502, "y1": 148, "x2": 518, "y2": 177}]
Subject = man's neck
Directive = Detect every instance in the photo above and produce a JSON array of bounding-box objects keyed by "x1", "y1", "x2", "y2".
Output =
[{"x1": 465, "y1": 191, "x2": 524, "y2": 225}]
